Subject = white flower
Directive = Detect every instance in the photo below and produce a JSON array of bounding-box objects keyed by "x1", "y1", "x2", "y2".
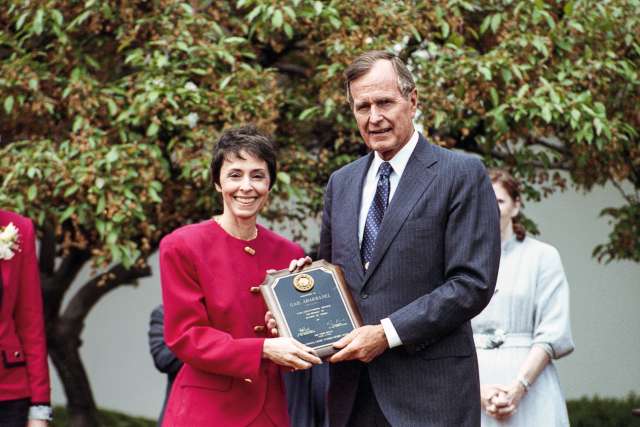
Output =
[
  {"x1": 0, "y1": 246, "x2": 14, "y2": 260},
  {"x1": 0, "y1": 222, "x2": 19, "y2": 260},
  {"x1": 185, "y1": 112, "x2": 199, "y2": 129},
  {"x1": 184, "y1": 81, "x2": 198, "y2": 91}
]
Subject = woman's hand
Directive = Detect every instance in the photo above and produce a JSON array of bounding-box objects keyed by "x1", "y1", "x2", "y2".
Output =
[
  {"x1": 483, "y1": 381, "x2": 526, "y2": 420},
  {"x1": 262, "y1": 337, "x2": 322, "y2": 370},
  {"x1": 27, "y1": 420, "x2": 49, "y2": 427},
  {"x1": 480, "y1": 384, "x2": 503, "y2": 410}
]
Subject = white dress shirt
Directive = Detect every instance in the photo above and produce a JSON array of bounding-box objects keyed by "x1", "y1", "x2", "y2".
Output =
[{"x1": 358, "y1": 129, "x2": 419, "y2": 348}]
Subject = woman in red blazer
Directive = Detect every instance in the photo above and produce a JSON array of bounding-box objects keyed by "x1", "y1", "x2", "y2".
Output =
[
  {"x1": 0, "y1": 210, "x2": 51, "y2": 426},
  {"x1": 160, "y1": 126, "x2": 322, "y2": 426}
]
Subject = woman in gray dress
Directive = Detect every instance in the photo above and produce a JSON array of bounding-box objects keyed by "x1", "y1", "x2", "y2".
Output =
[{"x1": 472, "y1": 169, "x2": 575, "y2": 426}]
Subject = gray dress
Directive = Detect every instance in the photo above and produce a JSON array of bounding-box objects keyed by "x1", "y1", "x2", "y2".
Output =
[{"x1": 472, "y1": 236, "x2": 575, "y2": 426}]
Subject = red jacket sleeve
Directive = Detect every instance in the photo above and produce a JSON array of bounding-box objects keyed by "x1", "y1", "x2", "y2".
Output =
[
  {"x1": 160, "y1": 234, "x2": 264, "y2": 380},
  {"x1": 14, "y1": 218, "x2": 51, "y2": 404}
]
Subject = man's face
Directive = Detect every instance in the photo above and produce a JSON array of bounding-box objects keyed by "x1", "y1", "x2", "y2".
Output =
[{"x1": 349, "y1": 60, "x2": 417, "y2": 161}]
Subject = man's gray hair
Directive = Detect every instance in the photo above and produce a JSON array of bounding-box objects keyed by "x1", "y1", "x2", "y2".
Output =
[{"x1": 343, "y1": 50, "x2": 416, "y2": 106}]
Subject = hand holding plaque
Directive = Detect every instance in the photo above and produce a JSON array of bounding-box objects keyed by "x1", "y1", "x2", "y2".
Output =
[{"x1": 261, "y1": 260, "x2": 363, "y2": 358}]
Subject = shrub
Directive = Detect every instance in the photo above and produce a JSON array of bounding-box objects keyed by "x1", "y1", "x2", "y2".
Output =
[{"x1": 568, "y1": 393, "x2": 640, "y2": 427}]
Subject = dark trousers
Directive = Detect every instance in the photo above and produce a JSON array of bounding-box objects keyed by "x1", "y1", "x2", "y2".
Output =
[
  {"x1": 0, "y1": 398, "x2": 29, "y2": 427},
  {"x1": 347, "y1": 369, "x2": 391, "y2": 427}
]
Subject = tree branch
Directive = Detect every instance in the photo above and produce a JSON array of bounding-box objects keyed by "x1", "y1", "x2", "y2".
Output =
[
  {"x1": 41, "y1": 249, "x2": 91, "y2": 323},
  {"x1": 462, "y1": 143, "x2": 573, "y2": 171},
  {"x1": 38, "y1": 222, "x2": 56, "y2": 275},
  {"x1": 60, "y1": 262, "x2": 152, "y2": 336},
  {"x1": 527, "y1": 136, "x2": 572, "y2": 156}
]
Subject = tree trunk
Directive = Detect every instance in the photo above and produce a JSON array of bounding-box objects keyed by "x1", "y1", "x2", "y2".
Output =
[
  {"x1": 48, "y1": 319, "x2": 100, "y2": 427},
  {"x1": 39, "y1": 238, "x2": 153, "y2": 427}
]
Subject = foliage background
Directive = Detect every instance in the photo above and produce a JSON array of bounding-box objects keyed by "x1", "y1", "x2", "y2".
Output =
[{"x1": 1, "y1": 0, "x2": 638, "y2": 425}]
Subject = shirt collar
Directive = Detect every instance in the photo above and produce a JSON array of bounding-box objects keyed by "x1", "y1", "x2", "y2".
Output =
[{"x1": 371, "y1": 129, "x2": 419, "y2": 177}]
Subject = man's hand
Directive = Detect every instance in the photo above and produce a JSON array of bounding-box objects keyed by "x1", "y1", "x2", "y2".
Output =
[
  {"x1": 329, "y1": 325, "x2": 388, "y2": 363},
  {"x1": 288, "y1": 256, "x2": 312, "y2": 272}
]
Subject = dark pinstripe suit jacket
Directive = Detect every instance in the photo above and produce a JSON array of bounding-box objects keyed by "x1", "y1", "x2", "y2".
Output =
[{"x1": 318, "y1": 134, "x2": 501, "y2": 427}]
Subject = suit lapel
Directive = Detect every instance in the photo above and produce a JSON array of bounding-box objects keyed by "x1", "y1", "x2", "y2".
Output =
[
  {"x1": 361, "y1": 135, "x2": 439, "y2": 288},
  {"x1": 343, "y1": 153, "x2": 373, "y2": 283}
]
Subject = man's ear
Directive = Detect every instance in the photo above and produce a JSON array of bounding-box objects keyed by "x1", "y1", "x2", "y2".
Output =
[{"x1": 409, "y1": 88, "x2": 418, "y2": 114}]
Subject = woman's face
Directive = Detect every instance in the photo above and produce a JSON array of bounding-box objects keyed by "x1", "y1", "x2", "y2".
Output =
[
  {"x1": 492, "y1": 182, "x2": 520, "y2": 233},
  {"x1": 215, "y1": 151, "x2": 270, "y2": 221}
]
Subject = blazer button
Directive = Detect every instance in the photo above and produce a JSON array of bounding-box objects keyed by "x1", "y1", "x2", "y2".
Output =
[
  {"x1": 14, "y1": 351, "x2": 21, "y2": 357},
  {"x1": 361, "y1": 293, "x2": 369, "y2": 299},
  {"x1": 243, "y1": 378, "x2": 253, "y2": 383},
  {"x1": 250, "y1": 286, "x2": 260, "y2": 294},
  {"x1": 253, "y1": 325, "x2": 265, "y2": 333}
]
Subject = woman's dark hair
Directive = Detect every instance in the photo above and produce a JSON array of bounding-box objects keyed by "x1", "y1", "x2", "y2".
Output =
[
  {"x1": 488, "y1": 168, "x2": 526, "y2": 241},
  {"x1": 210, "y1": 125, "x2": 277, "y2": 189}
]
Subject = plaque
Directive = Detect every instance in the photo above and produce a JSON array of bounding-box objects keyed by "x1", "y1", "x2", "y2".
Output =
[{"x1": 260, "y1": 260, "x2": 363, "y2": 358}]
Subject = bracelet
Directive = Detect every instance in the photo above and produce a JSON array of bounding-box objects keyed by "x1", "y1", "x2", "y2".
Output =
[{"x1": 517, "y1": 376, "x2": 530, "y2": 392}]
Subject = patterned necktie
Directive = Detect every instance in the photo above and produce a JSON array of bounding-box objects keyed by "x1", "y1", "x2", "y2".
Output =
[{"x1": 361, "y1": 162, "x2": 393, "y2": 269}]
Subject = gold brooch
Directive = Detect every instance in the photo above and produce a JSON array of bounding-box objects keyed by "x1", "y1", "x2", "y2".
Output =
[{"x1": 293, "y1": 273, "x2": 315, "y2": 292}]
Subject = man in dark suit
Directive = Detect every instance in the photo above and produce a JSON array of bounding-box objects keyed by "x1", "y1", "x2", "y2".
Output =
[
  {"x1": 288, "y1": 50, "x2": 501, "y2": 427},
  {"x1": 148, "y1": 304, "x2": 183, "y2": 426}
]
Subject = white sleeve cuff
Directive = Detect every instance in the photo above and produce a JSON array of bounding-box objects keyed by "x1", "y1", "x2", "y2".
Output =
[
  {"x1": 28, "y1": 405, "x2": 52, "y2": 421},
  {"x1": 381, "y1": 318, "x2": 403, "y2": 348}
]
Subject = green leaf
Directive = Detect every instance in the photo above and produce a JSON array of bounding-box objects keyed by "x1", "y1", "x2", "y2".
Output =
[
  {"x1": 541, "y1": 104, "x2": 552, "y2": 123},
  {"x1": 277, "y1": 171, "x2": 291, "y2": 185},
  {"x1": 571, "y1": 109, "x2": 581, "y2": 121},
  {"x1": 283, "y1": 6, "x2": 296, "y2": 20},
  {"x1": 27, "y1": 185, "x2": 37, "y2": 201},
  {"x1": 64, "y1": 185, "x2": 79, "y2": 197},
  {"x1": 219, "y1": 75, "x2": 233, "y2": 90},
  {"x1": 247, "y1": 5, "x2": 262, "y2": 22},
  {"x1": 106, "y1": 99, "x2": 118, "y2": 116},
  {"x1": 148, "y1": 187, "x2": 162, "y2": 202},
  {"x1": 147, "y1": 122, "x2": 159, "y2": 137},
  {"x1": 284, "y1": 23, "x2": 293, "y2": 39},
  {"x1": 33, "y1": 9, "x2": 45, "y2": 35},
  {"x1": 72, "y1": 116, "x2": 84, "y2": 133},
  {"x1": 490, "y1": 88, "x2": 499, "y2": 107},
  {"x1": 516, "y1": 84, "x2": 529, "y2": 98},
  {"x1": 299, "y1": 106, "x2": 319, "y2": 120},
  {"x1": 313, "y1": 1, "x2": 323, "y2": 15},
  {"x1": 441, "y1": 21, "x2": 450, "y2": 39},
  {"x1": 50, "y1": 9, "x2": 64, "y2": 26},
  {"x1": 96, "y1": 195, "x2": 106, "y2": 215},
  {"x1": 478, "y1": 66, "x2": 492, "y2": 81},
  {"x1": 4, "y1": 96, "x2": 14, "y2": 114},
  {"x1": 490, "y1": 13, "x2": 501, "y2": 33},
  {"x1": 593, "y1": 117, "x2": 603, "y2": 136},
  {"x1": 16, "y1": 11, "x2": 30, "y2": 31},
  {"x1": 106, "y1": 147, "x2": 119, "y2": 163},
  {"x1": 60, "y1": 206, "x2": 75, "y2": 223},
  {"x1": 272, "y1": 10, "x2": 283, "y2": 28}
]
